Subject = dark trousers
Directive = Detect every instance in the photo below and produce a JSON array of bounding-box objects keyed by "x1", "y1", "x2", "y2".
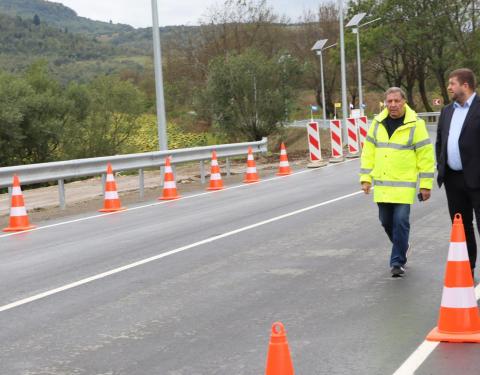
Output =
[
  {"x1": 378, "y1": 203, "x2": 411, "y2": 267},
  {"x1": 444, "y1": 167, "x2": 480, "y2": 270}
]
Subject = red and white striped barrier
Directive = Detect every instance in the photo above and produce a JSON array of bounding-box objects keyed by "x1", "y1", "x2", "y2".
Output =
[
  {"x1": 307, "y1": 122, "x2": 323, "y2": 162},
  {"x1": 329, "y1": 119, "x2": 343, "y2": 159},
  {"x1": 346, "y1": 118, "x2": 359, "y2": 155},
  {"x1": 358, "y1": 116, "x2": 369, "y2": 149}
]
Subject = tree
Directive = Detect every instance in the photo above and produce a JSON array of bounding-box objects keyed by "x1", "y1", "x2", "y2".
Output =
[
  {"x1": 33, "y1": 14, "x2": 40, "y2": 26},
  {"x1": 61, "y1": 76, "x2": 146, "y2": 158},
  {"x1": 0, "y1": 61, "x2": 71, "y2": 166},
  {"x1": 199, "y1": 49, "x2": 301, "y2": 141}
]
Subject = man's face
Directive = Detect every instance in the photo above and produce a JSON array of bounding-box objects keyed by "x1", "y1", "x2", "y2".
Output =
[
  {"x1": 448, "y1": 77, "x2": 469, "y2": 102},
  {"x1": 386, "y1": 92, "x2": 406, "y2": 119}
]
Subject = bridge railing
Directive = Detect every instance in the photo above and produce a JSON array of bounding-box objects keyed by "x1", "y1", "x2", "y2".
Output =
[{"x1": 0, "y1": 138, "x2": 268, "y2": 209}]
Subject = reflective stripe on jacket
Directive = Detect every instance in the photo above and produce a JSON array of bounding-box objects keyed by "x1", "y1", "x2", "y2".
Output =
[{"x1": 359, "y1": 105, "x2": 435, "y2": 204}]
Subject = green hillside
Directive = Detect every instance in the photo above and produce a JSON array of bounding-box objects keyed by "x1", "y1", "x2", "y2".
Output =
[{"x1": 0, "y1": 0, "x2": 133, "y2": 35}]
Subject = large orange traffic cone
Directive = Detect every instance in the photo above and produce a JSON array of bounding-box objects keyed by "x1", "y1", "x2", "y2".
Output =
[
  {"x1": 244, "y1": 147, "x2": 260, "y2": 183},
  {"x1": 277, "y1": 143, "x2": 292, "y2": 176},
  {"x1": 207, "y1": 151, "x2": 224, "y2": 191},
  {"x1": 426, "y1": 213, "x2": 480, "y2": 343},
  {"x1": 265, "y1": 322, "x2": 294, "y2": 375},
  {"x1": 99, "y1": 163, "x2": 126, "y2": 213},
  {"x1": 3, "y1": 175, "x2": 36, "y2": 232},
  {"x1": 159, "y1": 157, "x2": 181, "y2": 200}
]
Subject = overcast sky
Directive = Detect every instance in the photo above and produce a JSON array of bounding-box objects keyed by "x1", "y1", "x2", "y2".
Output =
[{"x1": 50, "y1": 0, "x2": 327, "y2": 28}]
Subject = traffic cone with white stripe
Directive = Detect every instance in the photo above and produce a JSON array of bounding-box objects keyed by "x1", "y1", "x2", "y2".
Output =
[
  {"x1": 277, "y1": 143, "x2": 292, "y2": 176},
  {"x1": 99, "y1": 163, "x2": 126, "y2": 213},
  {"x1": 159, "y1": 157, "x2": 181, "y2": 200},
  {"x1": 207, "y1": 151, "x2": 224, "y2": 191},
  {"x1": 3, "y1": 175, "x2": 36, "y2": 232},
  {"x1": 244, "y1": 147, "x2": 260, "y2": 183},
  {"x1": 427, "y1": 213, "x2": 480, "y2": 343},
  {"x1": 265, "y1": 322, "x2": 294, "y2": 375}
]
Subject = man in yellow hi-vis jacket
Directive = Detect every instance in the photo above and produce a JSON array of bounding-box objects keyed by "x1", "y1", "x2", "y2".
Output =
[{"x1": 360, "y1": 87, "x2": 435, "y2": 277}]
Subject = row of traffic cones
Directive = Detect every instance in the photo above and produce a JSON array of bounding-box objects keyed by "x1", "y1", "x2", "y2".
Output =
[{"x1": 2, "y1": 144, "x2": 293, "y2": 232}]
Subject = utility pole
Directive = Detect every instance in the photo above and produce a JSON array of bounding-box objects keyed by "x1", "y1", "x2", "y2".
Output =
[
  {"x1": 151, "y1": 0, "x2": 168, "y2": 151},
  {"x1": 338, "y1": 0, "x2": 349, "y2": 145}
]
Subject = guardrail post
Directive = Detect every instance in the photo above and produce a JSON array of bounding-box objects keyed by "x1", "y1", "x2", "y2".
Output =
[
  {"x1": 101, "y1": 173, "x2": 106, "y2": 195},
  {"x1": 8, "y1": 186, "x2": 12, "y2": 198},
  {"x1": 58, "y1": 179, "x2": 66, "y2": 210},
  {"x1": 139, "y1": 169, "x2": 145, "y2": 200},
  {"x1": 226, "y1": 157, "x2": 231, "y2": 177},
  {"x1": 200, "y1": 160, "x2": 206, "y2": 184}
]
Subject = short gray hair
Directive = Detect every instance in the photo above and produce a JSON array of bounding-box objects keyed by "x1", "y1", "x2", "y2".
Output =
[{"x1": 385, "y1": 87, "x2": 406, "y2": 100}]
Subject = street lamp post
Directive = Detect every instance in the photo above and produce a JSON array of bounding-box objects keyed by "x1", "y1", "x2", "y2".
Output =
[
  {"x1": 278, "y1": 54, "x2": 291, "y2": 122},
  {"x1": 338, "y1": 0, "x2": 349, "y2": 145},
  {"x1": 346, "y1": 13, "x2": 381, "y2": 116},
  {"x1": 354, "y1": 27, "x2": 363, "y2": 115},
  {"x1": 151, "y1": 0, "x2": 168, "y2": 151},
  {"x1": 312, "y1": 40, "x2": 337, "y2": 129}
]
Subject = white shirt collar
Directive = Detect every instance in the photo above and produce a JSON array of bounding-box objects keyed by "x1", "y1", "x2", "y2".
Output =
[{"x1": 454, "y1": 92, "x2": 476, "y2": 108}]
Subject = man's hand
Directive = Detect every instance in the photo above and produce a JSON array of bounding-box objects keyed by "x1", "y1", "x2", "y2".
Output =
[
  {"x1": 420, "y1": 188, "x2": 431, "y2": 201},
  {"x1": 361, "y1": 182, "x2": 372, "y2": 194}
]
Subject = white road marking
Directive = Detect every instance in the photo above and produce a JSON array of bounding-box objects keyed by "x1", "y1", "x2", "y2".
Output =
[
  {"x1": 392, "y1": 341, "x2": 439, "y2": 375},
  {"x1": 392, "y1": 282, "x2": 480, "y2": 374},
  {"x1": 0, "y1": 159, "x2": 357, "y2": 239},
  {"x1": 0, "y1": 189, "x2": 363, "y2": 313}
]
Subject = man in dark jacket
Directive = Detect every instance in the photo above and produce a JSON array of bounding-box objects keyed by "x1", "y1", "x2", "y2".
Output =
[{"x1": 436, "y1": 68, "x2": 480, "y2": 277}]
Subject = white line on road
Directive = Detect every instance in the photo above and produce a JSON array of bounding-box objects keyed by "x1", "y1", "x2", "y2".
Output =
[
  {"x1": 0, "y1": 159, "x2": 357, "y2": 239},
  {"x1": 392, "y1": 341, "x2": 439, "y2": 375},
  {"x1": 392, "y1": 283, "x2": 480, "y2": 374},
  {"x1": 0, "y1": 189, "x2": 363, "y2": 313}
]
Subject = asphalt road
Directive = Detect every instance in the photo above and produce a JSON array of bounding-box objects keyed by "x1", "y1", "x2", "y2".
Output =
[{"x1": 1, "y1": 140, "x2": 480, "y2": 374}]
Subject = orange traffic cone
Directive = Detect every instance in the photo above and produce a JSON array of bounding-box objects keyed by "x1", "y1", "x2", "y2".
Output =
[
  {"x1": 99, "y1": 163, "x2": 126, "y2": 213},
  {"x1": 159, "y1": 157, "x2": 181, "y2": 200},
  {"x1": 3, "y1": 175, "x2": 36, "y2": 232},
  {"x1": 244, "y1": 147, "x2": 260, "y2": 183},
  {"x1": 265, "y1": 322, "x2": 294, "y2": 375},
  {"x1": 207, "y1": 151, "x2": 224, "y2": 191},
  {"x1": 277, "y1": 143, "x2": 292, "y2": 176},
  {"x1": 427, "y1": 213, "x2": 480, "y2": 343}
]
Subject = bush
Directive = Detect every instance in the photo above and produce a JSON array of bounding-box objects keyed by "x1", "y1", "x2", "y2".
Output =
[{"x1": 126, "y1": 114, "x2": 208, "y2": 152}]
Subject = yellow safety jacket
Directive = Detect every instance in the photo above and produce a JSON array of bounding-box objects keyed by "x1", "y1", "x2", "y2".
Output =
[{"x1": 359, "y1": 105, "x2": 435, "y2": 204}]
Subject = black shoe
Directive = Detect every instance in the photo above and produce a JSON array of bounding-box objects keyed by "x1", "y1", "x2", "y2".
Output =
[{"x1": 391, "y1": 266, "x2": 405, "y2": 277}]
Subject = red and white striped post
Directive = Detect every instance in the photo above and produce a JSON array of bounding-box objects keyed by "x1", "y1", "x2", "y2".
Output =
[
  {"x1": 307, "y1": 122, "x2": 327, "y2": 167},
  {"x1": 346, "y1": 117, "x2": 360, "y2": 157},
  {"x1": 358, "y1": 116, "x2": 369, "y2": 150},
  {"x1": 329, "y1": 119, "x2": 344, "y2": 162}
]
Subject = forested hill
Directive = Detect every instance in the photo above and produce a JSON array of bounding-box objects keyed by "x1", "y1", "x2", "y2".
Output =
[
  {"x1": 0, "y1": 0, "x2": 205, "y2": 81},
  {"x1": 0, "y1": 12, "x2": 128, "y2": 81},
  {"x1": 0, "y1": 0, "x2": 133, "y2": 35}
]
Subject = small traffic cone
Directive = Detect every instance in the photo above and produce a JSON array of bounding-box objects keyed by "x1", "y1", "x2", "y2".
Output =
[
  {"x1": 207, "y1": 151, "x2": 224, "y2": 191},
  {"x1": 427, "y1": 213, "x2": 480, "y2": 343},
  {"x1": 277, "y1": 143, "x2": 292, "y2": 176},
  {"x1": 3, "y1": 175, "x2": 36, "y2": 232},
  {"x1": 265, "y1": 322, "x2": 294, "y2": 375},
  {"x1": 99, "y1": 163, "x2": 126, "y2": 213},
  {"x1": 159, "y1": 157, "x2": 181, "y2": 200},
  {"x1": 244, "y1": 147, "x2": 260, "y2": 183}
]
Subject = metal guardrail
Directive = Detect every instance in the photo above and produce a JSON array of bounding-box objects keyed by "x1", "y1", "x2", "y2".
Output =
[
  {"x1": 0, "y1": 138, "x2": 268, "y2": 208},
  {"x1": 417, "y1": 112, "x2": 440, "y2": 126},
  {"x1": 288, "y1": 112, "x2": 441, "y2": 129},
  {"x1": 288, "y1": 119, "x2": 331, "y2": 129}
]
